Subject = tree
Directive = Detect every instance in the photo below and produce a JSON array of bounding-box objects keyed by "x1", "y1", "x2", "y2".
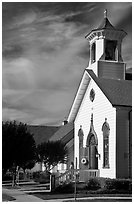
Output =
[
  {"x1": 37, "y1": 140, "x2": 67, "y2": 171},
  {"x1": 2, "y1": 120, "x2": 37, "y2": 175}
]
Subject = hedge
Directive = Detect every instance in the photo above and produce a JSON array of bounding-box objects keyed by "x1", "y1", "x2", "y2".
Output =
[
  {"x1": 33, "y1": 171, "x2": 50, "y2": 184},
  {"x1": 53, "y1": 177, "x2": 132, "y2": 194},
  {"x1": 54, "y1": 182, "x2": 74, "y2": 193},
  {"x1": 85, "y1": 177, "x2": 101, "y2": 190},
  {"x1": 104, "y1": 178, "x2": 132, "y2": 191},
  {"x1": 84, "y1": 177, "x2": 132, "y2": 193}
]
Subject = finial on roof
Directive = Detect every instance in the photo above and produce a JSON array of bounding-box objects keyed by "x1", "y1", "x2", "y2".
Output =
[{"x1": 104, "y1": 9, "x2": 107, "y2": 18}]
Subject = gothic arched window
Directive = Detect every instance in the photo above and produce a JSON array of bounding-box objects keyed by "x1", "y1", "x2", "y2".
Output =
[
  {"x1": 91, "y1": 43, "x2": 96, "y2": 63},
  {"x1": 102, "y1": 118, "x2": 110, "y2": 168}
]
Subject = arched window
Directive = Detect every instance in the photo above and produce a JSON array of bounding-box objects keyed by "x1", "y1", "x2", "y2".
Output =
[
  {"x1": 102, "y1": 118, "x2": 110, "y2": 168},
  {"x1": 78, "y1": 126, "x2": 84, "y2": 169},
  {"x1": 91, "y1": 43, "x2": 96, "y2": 63},
  {"x1": 78, "y1": 125, "x2": 84, "y2": 148}
]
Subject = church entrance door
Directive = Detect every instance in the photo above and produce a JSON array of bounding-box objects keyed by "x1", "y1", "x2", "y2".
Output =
[{"x1": 89, "y1": 135, "x2": 98, "y2": 169}]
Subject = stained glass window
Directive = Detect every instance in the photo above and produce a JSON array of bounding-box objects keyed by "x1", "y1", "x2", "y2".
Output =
[{"x1": 102, "y1": 118, "x2": 110, "y2": 168}]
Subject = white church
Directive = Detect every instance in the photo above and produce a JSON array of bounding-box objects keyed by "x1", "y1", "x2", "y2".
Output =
[{"x1": 50, "y1": 10, "x2": 132, "y2": 180}]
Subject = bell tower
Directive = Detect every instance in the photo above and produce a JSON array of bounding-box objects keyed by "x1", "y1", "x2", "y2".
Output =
[{"x1": 85, "y1": 10, "x2": 127, "y2": 80}]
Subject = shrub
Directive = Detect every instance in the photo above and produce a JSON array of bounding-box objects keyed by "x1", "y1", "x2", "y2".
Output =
[
  {"x1": 104, "y1": 178, "x2": 132, "y2": 191},
  {"x1": 2, "y1": 173, "x2": 12, "y2": 181},
  {"x1": 33, "y1": 171, "x2": 50, "y2": 184},
  {"x1": 33, "y1": 171, "x2": 41, "y2": 179},
  {"x1": 54, "y1": 182, "x2": 74, "y2": 193},
  {"x1": 85, "y1": 178, "x2": 101, "y2": 190}
]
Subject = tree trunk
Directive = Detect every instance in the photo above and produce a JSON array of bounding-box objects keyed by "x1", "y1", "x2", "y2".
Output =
[
  {"x1": 12, "y1": 163, "x2": 17, "y2": 187},
  {"x1": 23, "y1": 169, "x2": 27, "y2": 180}
]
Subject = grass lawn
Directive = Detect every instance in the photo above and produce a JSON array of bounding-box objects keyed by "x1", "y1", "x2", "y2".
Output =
[
  {"x1": 65, "y1": 198, "x2": 132, "y2": 202},
  {"x1": 2, "y1": 194, "x2": 16, "y2": 202}
]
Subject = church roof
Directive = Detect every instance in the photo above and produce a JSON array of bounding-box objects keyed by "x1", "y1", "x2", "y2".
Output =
[
  {"x1": 67, "y1": 69, "x2": 132, "y2": 122},
  {"x1": 49, "y1": 122, "x2": 74, "y2": 144},
  {"x1": 96, "y1": 17, "x2": 115, "y2": 30},
  {"x1": 27, "y1": 125, "x2": 59, "y2": 145},
  {"x1": 86, "y1": 70, "x2": 132, "y2": 107},
  {"x1": 85, "y1": 13, "x2": 126, "y2": 39}
]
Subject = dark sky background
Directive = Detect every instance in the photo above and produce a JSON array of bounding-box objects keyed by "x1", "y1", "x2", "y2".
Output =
[{"x1": 2, "y1": 2, "x2": 132, "y2": 126}]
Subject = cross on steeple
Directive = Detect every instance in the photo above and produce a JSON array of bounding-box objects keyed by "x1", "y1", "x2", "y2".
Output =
[{"x1": 104, "y1": 9, "x2": 107, "y2": 18}]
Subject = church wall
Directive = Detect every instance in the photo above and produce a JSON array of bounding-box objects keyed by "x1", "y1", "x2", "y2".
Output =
[
  {"x1": 98, "y1": 61, "x2": 125, "y2": 80},
  {"x1": 87, "y1": 39, "x2": 104, "y2": 76},
  {"x1": 116, "y1": 108, "x2": 131, "y2": 178},
  {"x1": 74, "y1": 78, "x2": 116, "y2": 179},
  {"x1": 87, "y1": 61, "x2": 98, "y2": 76},
  {"x1": 88, "y1": 38, "x2": 104, "y2": 75},
  {"x1": 31, "y1": 162, "x2": 42, "y2": 172},
  {"x1": 53, "y1": 138, "x2": 74, "y2": 172},
  {"x1": 96, "y1": 39, "x2": 104, "y2": 62}
]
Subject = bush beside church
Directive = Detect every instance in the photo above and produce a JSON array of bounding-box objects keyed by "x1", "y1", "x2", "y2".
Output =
[{"x1": 53, "y1": 177, "x2": 132, "y2": 194}]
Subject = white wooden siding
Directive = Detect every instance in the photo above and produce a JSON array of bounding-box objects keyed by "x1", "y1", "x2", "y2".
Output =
[
  {"x1": 74, "y1": 77, "x2": 116, "y2": 178},
  {"x1": 96, "y1": 39, "x2": 104, "y2": 61},
  {"x1": 87, "y1": 61, "x2": 98, "y2": 76}
]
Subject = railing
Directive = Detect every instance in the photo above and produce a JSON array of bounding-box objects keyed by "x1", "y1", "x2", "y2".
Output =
[
  {"x1": 79, "y1": 169, "x2": 99, "y2": 182},
  {"x1": 55, "y1": 169, "x2": 100, "y2": 186},
  {"x1": 55, "y1": 169, "x2": 75, "y2": 186}
]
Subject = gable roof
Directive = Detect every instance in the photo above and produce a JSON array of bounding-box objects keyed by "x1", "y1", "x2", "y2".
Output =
[
  {"x1": 86, "y1": 69, "x2": 132, "y2": 107},
  {"x1": 27, "y1": 125, "x2": 59, "y2": 145},
  {"x1": 67, "y1": 69, "x2": 132, "y2": 122},
  {"x1": 49, "y1": 122, "x2": 74, "y2": 144}
]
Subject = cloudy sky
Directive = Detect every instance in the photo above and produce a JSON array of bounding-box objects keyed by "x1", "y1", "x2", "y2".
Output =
[{"x1": 2, "y1": 2, "x2": 132, "y2": 126}]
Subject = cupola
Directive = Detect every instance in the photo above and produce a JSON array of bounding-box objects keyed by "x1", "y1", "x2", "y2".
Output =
[{"x1": 86, "y1": 10, "x2": 127, "y2": 80}]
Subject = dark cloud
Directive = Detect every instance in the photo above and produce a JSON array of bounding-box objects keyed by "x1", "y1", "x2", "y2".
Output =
[
  {"x1": 2, "y1": 2, "x2": 132, "y2": 125},
  {"x1": 116, "y1": 7, "x2": 132, "y2": 32},
  {"x1": 3, "y1": 44, "x2": 24, "y2": 59}
]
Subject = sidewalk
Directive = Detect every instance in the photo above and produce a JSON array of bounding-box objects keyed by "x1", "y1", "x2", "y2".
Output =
[
  {"x1": 2, "y1": 187, "x2": 44, "y2": 202},
  {"x1": 44, "y1": 196, "x2": 132, "y2": 202},
  {"x1": 2, "y1": 187, "x2": 132, "y2": 202}
]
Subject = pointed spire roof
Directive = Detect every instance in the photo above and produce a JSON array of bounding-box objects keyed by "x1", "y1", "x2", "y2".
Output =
[
  {"x1": 78, "y1": 125, "x2": 84, "y2": 137},
  {"x1": 97, "y1": 9, "x2": 115, "y2": 30},
  {"x1": 85, "y1": 9, "x2": 127, "y2": 40}
]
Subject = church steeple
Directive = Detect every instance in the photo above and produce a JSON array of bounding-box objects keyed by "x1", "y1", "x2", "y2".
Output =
[
  {"x1": 97, "y1": 9, "x2": 115, "y2": 30},
  {"x1": 85, "y1": 10, "x2": 127, "y2": 80}
]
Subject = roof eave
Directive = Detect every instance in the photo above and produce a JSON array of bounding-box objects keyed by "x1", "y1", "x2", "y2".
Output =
[{"x1": 85, "y1": 28, "x2": 127, "y2": 40}]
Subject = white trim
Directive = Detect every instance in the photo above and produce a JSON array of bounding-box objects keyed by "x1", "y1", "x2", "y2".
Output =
[{"x1": 67, "y1": 70, "x2": 90, "y2": 122}]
